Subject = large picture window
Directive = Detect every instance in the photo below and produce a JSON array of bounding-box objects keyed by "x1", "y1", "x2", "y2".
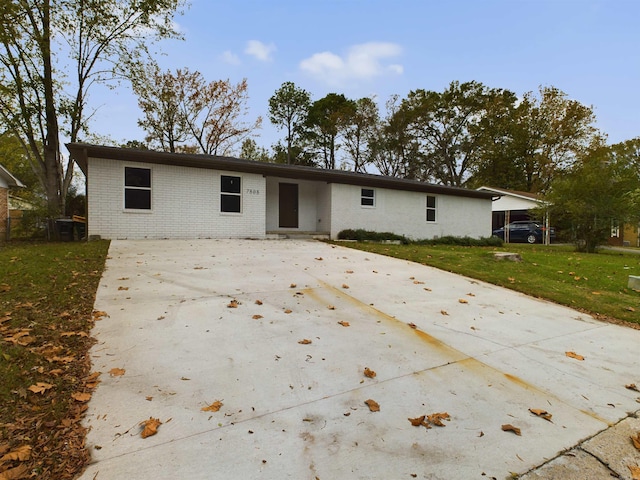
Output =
[
  {"x1": 426, "y1": 195, "x2": 437, "y2": 222},
  {"x1": 221, "y1": 175, "x2": 241, "y2": 213},
  {"x1": 124, "y1": 167, "x2": 151, "y2": 210},
  {"x1": 361, "y1": 188, "x2": 375, "y2": 207}
]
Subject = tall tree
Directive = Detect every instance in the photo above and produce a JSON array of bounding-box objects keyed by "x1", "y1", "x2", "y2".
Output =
[
  {"x1": 131, "y1": 64, "x2": 191, "y2": 153},
  {"x1": 133, "y1": 70, "x2": 262, "y2": 155},
  {"x1": 369, "y1": 95, "x2": 423, "y2": 178},
  {"x1": 340, "y1": 97, "x2": 378, "y2": 172},
  {"x1": 513, "y1": 86, "x2": 597, "y2": 193},
  {"x1": 305, "y1": 93, "x2": 353, "y2": 169},
  {"x1": 0, "y1": 0, "x2": 185, "y2": 219},
  {"x1": 239, "y1": 138, "x2": 272, "y2": 162},
  {"x1": 268, "y1": 82, "x2": 311, "y2": 165},
  {"x1": 402, "y1": 81, "x2": 503, "y2": 186}
]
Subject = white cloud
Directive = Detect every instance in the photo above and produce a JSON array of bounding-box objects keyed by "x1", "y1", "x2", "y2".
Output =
[
  {"x1": 299, "y1": 42, "x2": 403, "y2": 86},
  {"x1": 220, "y1": 50, "x2": 241, "y2": 65},
  {"x1": 245, "y1": 40, "x2": 276, "y2": 62}
]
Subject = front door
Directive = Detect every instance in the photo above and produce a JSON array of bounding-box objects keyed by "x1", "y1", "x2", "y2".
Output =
[{"x1": 279, "y1": 183, "x2": 299, "y2": 228}]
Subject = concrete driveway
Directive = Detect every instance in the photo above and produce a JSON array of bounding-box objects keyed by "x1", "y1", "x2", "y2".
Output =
[{"x1": 79, "y1": 240, "x2": 640, "y2": 480}]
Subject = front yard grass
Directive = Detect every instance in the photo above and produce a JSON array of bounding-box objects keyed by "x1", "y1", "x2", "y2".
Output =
[
  {"x1": 0, "y1": 240, "x2": 110, "y2": 480},
  {"x1": 338, "y1": 242, "x2": 640, "y2": 326}
]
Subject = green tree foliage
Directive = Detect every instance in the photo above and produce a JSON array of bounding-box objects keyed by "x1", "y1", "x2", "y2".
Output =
[
  {"x1": 268, "y1": 82, "x2": 311, "y2": 165},
  {"x1": 340, "y1": 97, "x2": 379, "y2": 172},
  {"x1": 239, "y1": 138, "x2": 272, "y2": 163},
  {"x1": 470, "y1": 86, "x2": 597, "y2": 193},
  {"x1": 401, "y1": 81, "x2": 501, "y2": 186},
  {"x1": 305, "y1": 93, "x2": 354, "y2": 169},
  {"x1": 0, "y1": 0, "x2": 186, "y2": 219},
  {"x1": 544, "y1": 139, "x2": 640, "y2": 253}
]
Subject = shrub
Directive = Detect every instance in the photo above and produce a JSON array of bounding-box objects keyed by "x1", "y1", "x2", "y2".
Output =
[
  {"x1": 336, "y1": 230, "x2": 501, "y2": 247},
  {"x1": 337, "y1": 229, "x2": 408, "y2": 243}
]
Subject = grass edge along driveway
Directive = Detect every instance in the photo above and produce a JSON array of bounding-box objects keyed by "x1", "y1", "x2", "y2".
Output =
[
  {"x1": 0, "y1": 240, "x2": 110, "y2": 480},
  {"x1": 334, "y1": 242, "x2": 640, "y2": 327}
]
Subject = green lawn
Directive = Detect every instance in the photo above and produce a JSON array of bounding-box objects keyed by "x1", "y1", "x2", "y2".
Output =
[
  {"x1": 0, "y1": 240, "x2": 110, "y2": 479},
  {"x1": 336, "y1": 242, "x2": 640, "y2": 325}
]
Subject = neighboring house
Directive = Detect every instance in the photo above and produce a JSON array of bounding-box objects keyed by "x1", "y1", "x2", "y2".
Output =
[
  {"x1": 67, "y1": 143, "x2": 494, "y2": 241},
  {"x1": 476, "y1": 186, "x2": 547, "y2": 231},
  {"x1": 0, "y1": 164, "x2": 25, "y2": 241}
]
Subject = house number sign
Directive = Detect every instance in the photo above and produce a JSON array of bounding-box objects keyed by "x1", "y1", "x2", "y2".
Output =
[{"x1": 245, "y1": 188, "x2": 260, "y2": 195}]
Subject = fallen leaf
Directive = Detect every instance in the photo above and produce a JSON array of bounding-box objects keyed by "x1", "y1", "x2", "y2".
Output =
[
  {"x1": 631, "y1": 432, "x2": 640, "y2": 450},
  {"x1": 201, "y1": 400, "x2": 223, "y2": 412},
  {"x1": 109, "y1": 368, "x2": 126, "y2": 377},
  {"x1": 0, "y1": 464, "x2": 29, "y2": 479},
  {"x1": 408, "y1": 322, "x2": 417, "y2": 329},
  {"x1": 365, "y1": 399, "x2": 380, "y2": 412},
  {"x1": 255, "y1": 300, "x2": 263, "y2": 305},
  {"x1": 427, "y1": 412, "x2": 450, "y2": 426},
  {"x1": 629, "y1": 465, "x2": 640, "y2": 480},
  {"x1": 0, "y1": 284, "x2": 11, "y2": 292},
  {"x1": 408, "y1": 415, "x2": 427, "y2": 427},
  {"x1": 467, "y1": 293, "x2": 476, "y2": 297},
  {"x1": 146, "y1": 396, "x2": 153, "y2": 401},
  {"x1": 364, "y1": 367, "x2": 376, "y2": 378},
  {"x1": 290, "y1": 283, "x2": 297, "y2": 288},
  {"x1": 627, "y1": 306, "x2": 636, "y2": 312},
  {"x1": 118, "y1": 277, "x2": 129, "y2": 280},
  {"x1": 345, "y1": 270, "x2": 354, "y2": 274},
  {"x1": 342, "y1": 284, "x2": 350, "y2": 289},
  {"x1": 501, "y1": 424, "x2": 521, "y2": 436},
  {"x1": 440, "y1": 310, "x2": 449, "y2": 316},
  {"x1": 423, "y1": 287, "x2": 432, "y2": 291},
  {"x1": 118, "y1": 286, "x2": 129, "y2": 291},
  {"x1": 315, "y1": 257, "x2": 323, "y2": 261},
  {"x1": 252, "y1": 315, "x2": 263, "y2": 320},
  {"x1": 337, "y1": 321, "x2": 350, "y2": 327},
  {"x1": 284, "y1": 309, "x2": 292, "y2": 314},
  {"x1": 140, "y1": 417, "x2": 162, "y2": 438},
  {"x1": 0, "y1": 445, "x2": 31, "y2": 462},
  {"x1": 27, "y1": 382, "x2": 53, "y2": 394},
  {"x1": 92, "y1": 310, "x2": 109, "y2": 320},
  {"x1": 508, "y1": 277, "x2": 516, "y2": 283},
  {"x1": 626, "y1": 384, "x2": 640, "y2": 392},
  {"x1": 413, "y1": 280, "x2": 425, "y2": 285},
  {"x1": 565, "y1": 351, "x2": 585, "y2": 361},
  {"x1": 591, "y1": 291, "x2": 601, "y2": 295},
  {"x1": 298, "y1": 339, "x2": 312, "y2": 345},
  {"x1": 227, "y1": 300, "x2": 239, "y2": 308},
  {"x1": 529, "y1": 408, "x2": 553, "y2": 422},
  {"x1": 327, "y1": 305, "x2": 336, "y2": 310},
  {"x1": 458, "y1": 298, "x2": 468, "y2": 304},
  {"x1": 71, "y1": 392, "x2": 92, "y2": 402}
]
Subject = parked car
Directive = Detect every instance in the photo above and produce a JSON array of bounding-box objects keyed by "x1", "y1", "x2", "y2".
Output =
[{"x1": 492, "y1": 221, "x2": 556, "y2": 244}]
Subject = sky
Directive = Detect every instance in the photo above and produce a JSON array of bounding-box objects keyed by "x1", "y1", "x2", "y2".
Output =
[{"x1": 89, "y1": 0, "x2": 640, "y2": 152}]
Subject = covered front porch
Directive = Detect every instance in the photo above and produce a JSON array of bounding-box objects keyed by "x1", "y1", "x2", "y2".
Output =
[{"x1": 265, "y1": 177, "x2": 332, "y2": 237}]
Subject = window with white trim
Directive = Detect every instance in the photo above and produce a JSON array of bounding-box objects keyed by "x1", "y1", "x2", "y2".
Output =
[
  {"x1": 124, "y1": 167, "x2": 151, "y2": 210},
  {"x1": 221, "y1": 175, "x2": 241, "y2": 213},
  {"x1": 361, "y1": 188, "x2": 375, "y2": 207},
  {"x1": 426, "y1": 195, "x2": 436, "y2": 222}
]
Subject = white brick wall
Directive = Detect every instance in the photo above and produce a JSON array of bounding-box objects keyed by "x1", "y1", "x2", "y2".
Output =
[
  {"x1": 87, "y1": 157, "x2": 266, "y2": 239},
  {"x1": 265, "y1": 177, "x2": 330, "y2": 232},
  {"x1": 329, "y1": 184, "x2": 492, "y2": 240}
]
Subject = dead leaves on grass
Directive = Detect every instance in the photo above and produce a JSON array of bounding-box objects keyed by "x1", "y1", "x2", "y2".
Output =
[{"x1": 0, "y1": 445, "x2": 32, "y2": 480}]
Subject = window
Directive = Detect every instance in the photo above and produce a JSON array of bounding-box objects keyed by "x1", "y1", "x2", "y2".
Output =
[
  {"x1": 426, "y1": 195, "x2": 436, "y2": 222},
  {"x1": 361, "y1": 188, "x2": 375, "y2": 207},
  {"x1": 124, "y1": 167, "x2": 151, "y2": 210},
  {"x1": 221, "y1": 175, "x2": 241, "y2": 213}
]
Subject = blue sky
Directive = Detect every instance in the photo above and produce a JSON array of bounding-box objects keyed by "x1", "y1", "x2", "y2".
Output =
[{"x1": 91, "y1": 0, "x2": 640, "y2": 150}]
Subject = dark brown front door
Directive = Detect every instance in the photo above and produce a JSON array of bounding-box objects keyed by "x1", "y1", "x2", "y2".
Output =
[{"x1": 279, "y1": 183, "x2": 298, "y2": 228}]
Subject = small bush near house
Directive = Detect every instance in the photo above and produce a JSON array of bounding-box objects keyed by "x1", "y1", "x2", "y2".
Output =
[
  {"x1": 337, "y1": 229, "x2": 408, "y2": 243},
  {"x1": 414, "y1": 235, "x2": 504, "y2": 247},
  {"x1": 336, "y1": 230, "x2": 502, "y2": 247}
]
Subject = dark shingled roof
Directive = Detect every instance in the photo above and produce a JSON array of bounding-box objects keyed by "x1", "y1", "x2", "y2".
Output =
[{"x1": 67, "y1": 143, "x2": 494, "y2": 200}]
